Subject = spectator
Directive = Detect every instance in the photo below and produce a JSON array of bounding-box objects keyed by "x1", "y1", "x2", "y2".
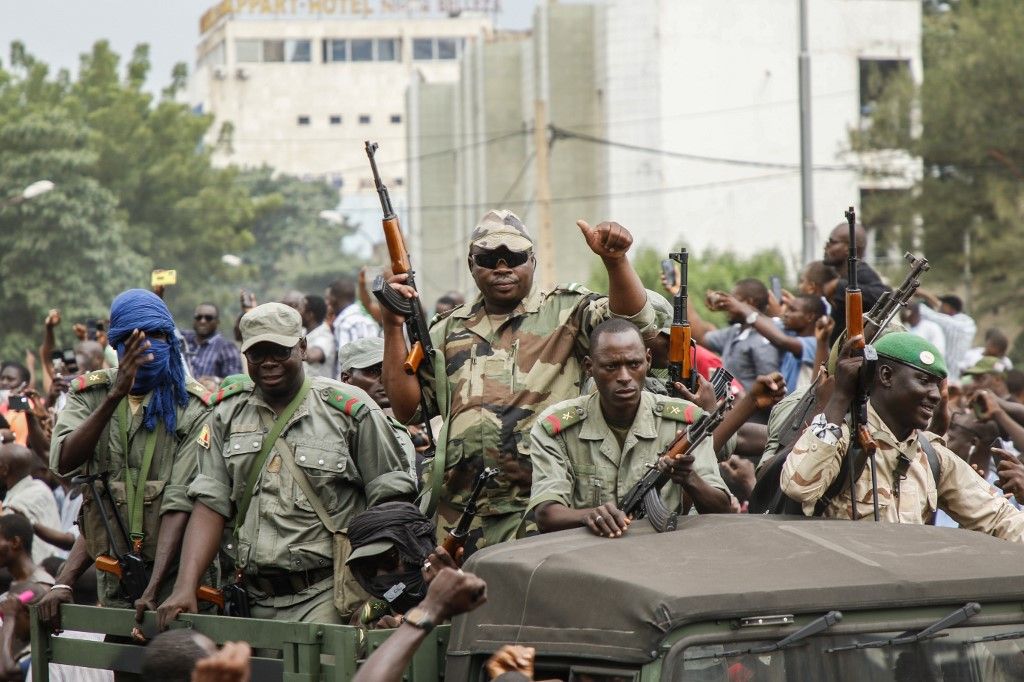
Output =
[
  {"x1": 0, "y1": 582, "x2": 47, "y2": 680},
  {"x1": 299, "y1": 294, "x2": 336, "y2": 379},
  {"x1": 140, "y1": 629, "x2": 218, "y2": 682},
  {"x1": 1005, "y1": 370, "x2": 1024, "y2": 403},
  {"x1": 0, "y1": 444, "x2": 62, "y2": 564},
  {"x1": 797, "y1": 261, "x2": 839, "y2": 306},
  {"x1": 689, "y1": 278, "x2": 782, "y2": 421},
  {"x1": 0, "y1": 363, "x2": 33, "y2": 446},
  {"x1": 916, "y1": 290, "x2": 976, "y2": 383},
  {"x1": 900, "y1": 302, "x2": 946, "y2": 359},
  {"x1": 326, "y1": 275, "x2": 381, "y2": 376},
  {"x1": 821, "y1": 220, "x2": 891, "y2": 343},
  {"x1": 959, "y1": 328, "x2": 1013, "y2": 377},
  {"x1": 279, "y1": 290, "x2": 305, "y2": 312},
  {"x1": 181, "y1": 303, "x2": 243, "y2": 381},
  {"x1": 434, "y1": 291, "x2": 465, "y2": 317},
  {"x1": 0, "y1": 514, "x2": 54, "y2": 586}
]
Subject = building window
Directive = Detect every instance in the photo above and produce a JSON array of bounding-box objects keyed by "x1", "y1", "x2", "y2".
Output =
[
  {"x1": 262, "y1": 40, "x2": 285, "y2": 62},
  {"x1": 377, "y1": 38, "x2": 399, "y2": 61},
  {"x1": 236, "y1": 39, "x2": 260, "y2": 63},
  {"x1": 358, "y1": 114, "x2": 371, "y2": 124},
  {"x1": 297, "y1": 115, "x2": 311, "y2": 126},
  {"x1": 390, "y1": 114, "x2": 402, "y2": 124},
  {"x1": 859, "y1": 58, "x2": 911, "y2": 130},
  {"x1": 413, "y1": 38, "x2": 434, "y2": 60},
  {"x1": 437, "y1": 38, "x2": 459, "y2": 60},
  {"x1": 286, "y1": 39, "x2": 311, "y2": 62},
  {"x1": 329, "y1": 115, "x2": 342, "y2": 125},
  {"x1": 350, "y1": 39, "x2": 373, "y2": 62},
  {"x1": 324, "y1": 39, "x2": 347, "y2": 62}
]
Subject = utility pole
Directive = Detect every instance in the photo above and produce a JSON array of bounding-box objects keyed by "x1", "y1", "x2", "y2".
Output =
[
  {"x1": 798, "y1": 0, "x2": 816, "y2": 264},
  {"x1": 534, "y1": 3, "x2": 555, "y2": 289},
  {"x1": 963, "y1": 221, "x2": 974, "y2": 312}
]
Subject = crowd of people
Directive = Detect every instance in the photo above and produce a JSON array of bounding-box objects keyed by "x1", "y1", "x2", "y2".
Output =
[{"x1": 1, "y1": 207, "x2": 1023, "y2": 681}]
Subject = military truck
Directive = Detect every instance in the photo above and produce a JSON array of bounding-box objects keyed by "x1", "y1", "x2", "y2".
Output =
[{"x1": 32, "y1": 515, "x2": 1024, "y2": 680}]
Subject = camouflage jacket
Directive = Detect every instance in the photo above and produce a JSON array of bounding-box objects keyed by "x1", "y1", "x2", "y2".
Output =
[
  {"x1": 782, "y1": 403, "x2": 1024, "y2": 541},
  {"x1": 418, "y1": 285, "x2": 658, "y2": 516}
]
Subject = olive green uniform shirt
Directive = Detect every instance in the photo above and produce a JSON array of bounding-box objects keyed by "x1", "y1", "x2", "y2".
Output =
[
  {"x1": 48, "y1": 369, "x2": 210, "y2": 606},
  {"x1": 185, "y1": 376, "x2": 417, "y2": 578},
  {"x1": 418, "y1": 285, "x2": 658, "y2": 517},
  {"x1": 528, "y1": 392, "x2": 729, "y2": 514}
]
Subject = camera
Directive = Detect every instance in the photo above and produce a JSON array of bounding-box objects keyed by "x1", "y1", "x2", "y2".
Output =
[{"x1": 661, "y1": 259, "x2": 677, "y2": 288}]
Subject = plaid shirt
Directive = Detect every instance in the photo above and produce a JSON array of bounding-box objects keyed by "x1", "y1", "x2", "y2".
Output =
[
  {"x1": 181, "y1": 331, "x2": 242, "y2": 380},
  {"x1": 333, "y1": 303, "x2": 381, "y2": 375}
]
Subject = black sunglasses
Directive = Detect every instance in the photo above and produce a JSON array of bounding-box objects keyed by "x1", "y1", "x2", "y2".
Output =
[
  {"x1": 244, "y1": 345, "x2": 295, "y2": 365},
  {"x1": 194, "y1": 314, "x2": 217, "y2": 321},
  {"x1": 471, "y1": 249, "x2": 531, "y2": 270}
]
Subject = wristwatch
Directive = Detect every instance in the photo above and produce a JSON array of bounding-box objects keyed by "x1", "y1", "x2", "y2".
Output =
[
  {"x1": 403, "y1": 606, "x2": 436, "y2": 632},
  {"x1": 811, "y1": 413, "x2": 843, "y2": 446},
  {"x1": 745, "y1": 310, "x2": 759, "y2": 325}
]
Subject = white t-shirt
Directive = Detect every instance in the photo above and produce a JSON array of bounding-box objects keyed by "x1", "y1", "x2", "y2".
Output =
[{"x1": 26, "y1": 630, "x2": 113, "y2": 682}]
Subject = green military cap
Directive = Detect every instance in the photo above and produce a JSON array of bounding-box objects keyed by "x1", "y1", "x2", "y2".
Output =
[
  {"x1": 874, "y1": 332, "x2": 947, "y2": 379},
  {"x1": 962, "y1": 355, "x2": 1007, "y2": 377},
  {"x1": 345, "y1": 540, "x2": 394, "y2": 565},
  {"x1": 339, "y1": 337, "x2": 384, "y2": 373},
  {"x1": 239, "y1": 302, "x2": 304, "y2": 353},
  {"x1": 468, "y1": 209, "x2": 534, "y2": 252}
]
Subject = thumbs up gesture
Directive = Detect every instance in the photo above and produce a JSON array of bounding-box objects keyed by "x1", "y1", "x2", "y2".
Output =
[{"x1": 577, "y1": 219, "x2": 634, "y2": 260}]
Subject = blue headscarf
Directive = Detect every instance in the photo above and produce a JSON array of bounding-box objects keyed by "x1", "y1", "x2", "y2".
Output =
[{"x1": 107, "y1": 289, "x2": 189, "y2": 433}]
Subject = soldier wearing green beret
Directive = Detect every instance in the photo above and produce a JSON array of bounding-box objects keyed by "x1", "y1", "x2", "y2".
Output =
[
  {"x1": 157, "y1": 303, "x2": 417, "y2": 628},
  {"x1": 380, "y1": 210, "x2": 661, "y2": 557},
  {"x1": 782, "y1": 332, "x2": 1024, "y2": 541}
]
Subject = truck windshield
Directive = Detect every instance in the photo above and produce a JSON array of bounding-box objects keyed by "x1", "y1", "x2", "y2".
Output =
[{"x1": 667, "y1": 624, "x2": 1024, "y2": 681}]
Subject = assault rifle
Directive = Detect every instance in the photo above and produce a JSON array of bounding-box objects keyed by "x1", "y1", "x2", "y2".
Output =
[
  {"x1": 74, "y1": 473, "x2": 148, "y2": 602},
  {"x1": 619, "y1": 393, "x2": 734, "y2": 532},
  {"x1": 865, "y1": 252, "x2": 930, "y2": 343},
  {"x1": 365, "y1": 140, "x2": 436, "y2": 453},
  {"x1": 442, "y1": 467, "x2": 498, "y2": 564},
  {"x1": 842, "y1": 206, "x2": 879, "y2": 521},
  {"x1": 667, "y1": 250, "x2": 698, "y2": 396}
]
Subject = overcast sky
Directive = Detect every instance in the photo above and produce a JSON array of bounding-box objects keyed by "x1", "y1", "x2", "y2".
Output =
[{"x1": 0, "y1": 1, "x2": 537, "y2": 92}]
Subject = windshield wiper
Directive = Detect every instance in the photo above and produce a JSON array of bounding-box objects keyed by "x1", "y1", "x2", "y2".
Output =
[
  {"x1": 687, "y1": 611, "x2": 843, "y2": 661},
  {"x1": 826, "y1": 602, "x2": 980, "y2": 653},
  {"x1": 961, "y1": 630, "x2": 1024, "y2": 645}
]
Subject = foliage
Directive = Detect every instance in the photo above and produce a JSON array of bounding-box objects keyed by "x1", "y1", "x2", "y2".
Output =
[
  {"x1": 851, "y1": 0, "x2": 1024, "y2": 320},
  {"x1": 587, "y1": 244, "x2": 788, "y2": 327}
]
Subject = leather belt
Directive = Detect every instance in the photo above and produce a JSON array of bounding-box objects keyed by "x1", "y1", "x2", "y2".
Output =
[{"x1": 251, "y1": 567, "x2": 334, "y2": 597}]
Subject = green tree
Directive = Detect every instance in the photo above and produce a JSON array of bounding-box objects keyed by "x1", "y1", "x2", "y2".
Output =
[
  {"x1": 587, "y1": 244, "x2": 787, "y2": 327},
  {"x1": 234, "y1": 168, "x2": 361, "y2": 300},
  {"x1": 852, "y1": 0, "x2": 1024, "y2": 319}
]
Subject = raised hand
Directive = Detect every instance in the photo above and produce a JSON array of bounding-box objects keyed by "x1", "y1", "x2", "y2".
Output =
[
  {"x1": 671, "y1": 374, "x2": 717, "y2": 413},
  {"x1": 750, "y1": 372, "x2": 787, "y2": 409},
  {"x1": 110, "y1": 330, "x2": 153, "y2": 399},
  {"x1": 577, "y1": 219, "x2": 633, "y2": 259}
]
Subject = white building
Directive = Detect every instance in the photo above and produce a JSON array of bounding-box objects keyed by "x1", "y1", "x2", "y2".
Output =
[
  {"x1": 190, "y1": 0, "x2": 495, "y2": 236},
  {"x1": 408, "y1": 0, "x2": 922, "y2": 299}
]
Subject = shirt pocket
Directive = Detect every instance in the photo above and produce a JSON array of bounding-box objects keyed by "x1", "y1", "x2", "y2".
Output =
[
  {"x1": 223, "y1": 431, "x2": 265, "y2": 501},
  {"x1": 290, "y1": 439, "x2": 353, "y2": 514},
  {"x1": 571, "y1": 463, "x2": 605, "y2": 507}
]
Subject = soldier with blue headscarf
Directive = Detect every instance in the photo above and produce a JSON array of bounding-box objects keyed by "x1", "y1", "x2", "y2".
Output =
[{"x1": 39, "y1": 289, "x2": 213, "y2": 633}]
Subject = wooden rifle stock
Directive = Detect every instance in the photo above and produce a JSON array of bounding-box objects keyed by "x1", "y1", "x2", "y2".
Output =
[
  {"x1": 95, "y1": 555, "x2": 121, "y2": 578},
  {"x1": 382, "y1": 216, "x2": 411, "y2": 275},
  {"x1": 667, "y1": 250, "x2": 696, "y2": 395},
  {"x1": 196, "y1": 585, "x2": 225, "y2": 610}
]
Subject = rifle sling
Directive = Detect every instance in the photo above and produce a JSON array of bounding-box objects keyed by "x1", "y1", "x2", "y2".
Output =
[
  {"x1": 234, "y1": 379, "x2": 311, "y2": 536},
  {"x1": 118, "y1": 399, "x2": 161, "y2": 544},
  {"x1": 423, "y1": 348, "x2": 450, "y2": 519},
  {"x1": 264, "y1": 412, "x2": 339, "y2": 534}
]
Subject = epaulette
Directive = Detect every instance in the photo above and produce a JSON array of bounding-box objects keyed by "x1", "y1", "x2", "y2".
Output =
[
  {"x1": 386, "y1": 415, "x2": 409, "y2": 433},
  {"x1": 428, "y1": 305, "x2": 460, "y2": 328},
  {"x1": 70, "y1": 371, "x2": 111, "y2": 393},
  {"x1": 657, "y1": 398, "x2": 704, "y2": 424},
  {"x1": 551, "y1": 282, "x2": 594, "y2": 295},
  {"x1": 542, "y1": 403, "x2": 587, "y2": 436},
  {"x1": 204, "y1": 379, "x2": 254, "y2": 406},
  {"x1": 185, "y1": 379, "x2": 210, "y2": 401},
  {"x1": 323, "y1": 387, "x2": 367, "y2": 417}
]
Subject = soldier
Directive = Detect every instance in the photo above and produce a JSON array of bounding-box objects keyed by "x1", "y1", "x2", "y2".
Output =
[
  {"x1": 157, "y1": 303, "x2": 416, "y2": 627},
  {"x1": 381, "y1": 210, "x2": 659, "y2": 556},
  {"x1": 781, "y1": 332, "x2": 1024, "y2": 540},
  {"x1": 38, "y1": 289, "x2": 211, "y2": 631},
  {"x1": 339, "y1": 337, "x2": 417, "y2": 478}
]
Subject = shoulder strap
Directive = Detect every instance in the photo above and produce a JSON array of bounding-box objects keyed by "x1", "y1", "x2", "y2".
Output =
[
  {"x1": 423, "y1": 348, "x2": 450, "y2": 518},
  {"x1": 234, "y1": 379, "x2": 311, "y2": 536},
  {"x1": 917, "y1": 433, "x2": 942, "y2": 484}
]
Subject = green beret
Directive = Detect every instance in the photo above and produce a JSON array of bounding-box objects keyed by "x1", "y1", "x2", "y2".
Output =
[
  {"x1": 962, "y1": 355, "x2": 1007, "y2": 377},
  {"x1": 874, "y1": 332, "x2": 947, "y2": 379}
]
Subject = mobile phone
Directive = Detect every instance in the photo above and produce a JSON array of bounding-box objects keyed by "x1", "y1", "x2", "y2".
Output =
[
  {"x1": 769, "y1": 275, "x2": 782, "y2": 303},
  {"x1": 971, "y1": 397, "x2": 985, "y2": 419},
  {"x1": 63, "y1": 349, "x2": 79, "y2": 375},
  {"x1": 86, "y1": 317, "x2": 99, "y2": 341},
  {"x1": 151, "y1": 269, "x2": 177, "y2": 287},
  {"x1": 7, "y1": 395, "x2": 29, "y2": 412},
  {"x1": 661, "y1": 259, "x2": 677, "y2": 288}
]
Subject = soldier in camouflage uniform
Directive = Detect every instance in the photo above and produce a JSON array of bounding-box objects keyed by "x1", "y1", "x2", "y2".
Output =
[
  {"x1": 782, "y1": 332, "x2": 1024, "y2": 540},
  {"x1": 157, "y1": 303, "x2": 416, "y2": 627},
  {"x1": 381, "y1": 210, "x2": 658, "y2": 557},
  {"x1": 39, "y1": 289, "x2": 211, "y2": 633},
  {"x1": 529, "y1": 319, "x2": 732, "y2": 537}
]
